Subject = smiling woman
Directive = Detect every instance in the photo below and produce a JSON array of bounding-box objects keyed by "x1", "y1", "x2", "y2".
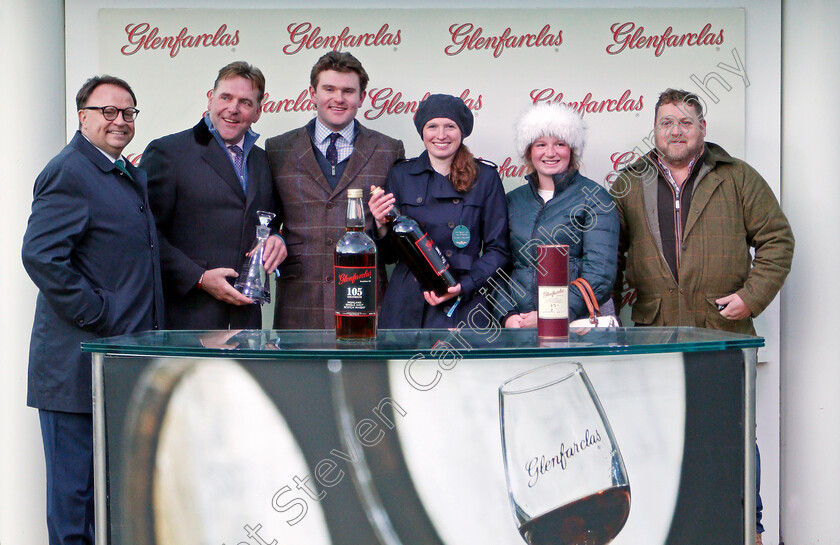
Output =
[
  {"x1": 495, "y1": 102, "x2": 620, "y2": 328},
  {"x1": 368, "y1": 93, "x2": 511, "y2": 329}
]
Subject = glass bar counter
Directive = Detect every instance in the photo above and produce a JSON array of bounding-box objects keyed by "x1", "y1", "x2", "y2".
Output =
[{"x1": 84, "y1": 327, "x2": 761, "y2": 545}]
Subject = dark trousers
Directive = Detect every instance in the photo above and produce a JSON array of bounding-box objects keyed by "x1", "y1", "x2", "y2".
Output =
[
  {"x1": 757, "y1": 443, "x2": 764, "y2": 534},
  {"x1": 39, "y1": 410, "x2": 95, "y2": 545}
]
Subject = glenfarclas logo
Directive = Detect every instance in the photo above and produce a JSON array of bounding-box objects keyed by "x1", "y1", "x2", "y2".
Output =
[
  {"x1": 364, "y1": 89, "x2": 482, "y2": 120},
  {"x1": 531, "y1": 89, "x2": 644, "y2": 116},
  {"x1": 261, "y1": 90, "x2": 317, "y2": 114},
  {"x1": 283, "y1": 22, "x2": 401, "y2": 55},
  {"x1": 497, "y1": 157, "x2": 527, "y2": 181},
  {"x1": 446, "y1": 23, "x2": 562, "y2": 58},
  {"x1": 121, "y1": 23, "x2": 240, "y2": 58},
  {"x1": 607, "y1": 22, "x2": 724, "y2": 57},
  {"x1": 338, "y1": 270, "x2": 373, "y2": 285},
  {"x1": 603, "y1": 151, "x2": 640, "y2": 186}
]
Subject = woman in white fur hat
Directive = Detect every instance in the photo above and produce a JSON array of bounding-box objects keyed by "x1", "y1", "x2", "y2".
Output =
[{"x1": 498, "y1": 102, "x2": 620, "y2": 327}]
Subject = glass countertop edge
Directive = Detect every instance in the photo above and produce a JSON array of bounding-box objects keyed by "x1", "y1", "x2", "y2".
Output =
[{"x1": 81, "y1": 327, "x2": 764, "y2": 359}]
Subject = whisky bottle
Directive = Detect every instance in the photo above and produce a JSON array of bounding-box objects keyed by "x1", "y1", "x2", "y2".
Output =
[
  {"x1": 335, "y1": 188, "x2": 377, "y2": 340},
  {"x1": 371, "y1": 187, "x2": 457, "y2": 296}
]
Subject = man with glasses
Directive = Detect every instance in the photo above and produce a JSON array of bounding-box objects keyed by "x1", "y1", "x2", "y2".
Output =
[
  {"x1": 141, "y1": 61, "x2": 284, "y2": 329},
  {"x1": 22, "y1": 75, "x2": 163, "y2": 545},
  {"x1": 611, "y1": 88, "x2": 794, "y2": 545}
]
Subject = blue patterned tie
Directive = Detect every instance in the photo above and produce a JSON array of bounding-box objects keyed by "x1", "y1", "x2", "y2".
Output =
[
  {"x1": 228, "y1": 145, "x2": 245, "y2": 190},
  {"x1": 325, "y1": 133, "x2": 340, "y2": 166}
]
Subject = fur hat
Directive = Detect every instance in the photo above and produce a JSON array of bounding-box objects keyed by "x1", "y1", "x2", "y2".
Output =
[
  {"x1": 414, "y1": 94, "x2": 474, "y2": 137},
  {"x1": 515, "y1": 102, "x2": 587, "y2": 160}
]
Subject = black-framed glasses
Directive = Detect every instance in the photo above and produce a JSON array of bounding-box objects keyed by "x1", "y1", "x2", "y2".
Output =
[{"x1": 81, "y1": 106, "x2": 140, "y2": 122}]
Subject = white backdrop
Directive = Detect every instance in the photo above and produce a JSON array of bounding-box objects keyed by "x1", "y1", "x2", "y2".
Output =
[
  {"x1": 0, "y1": 2, "x2": 787, "y2": 545},
  {"x1": 91, "y1": 8, "x2": 746, "y2": 199}
]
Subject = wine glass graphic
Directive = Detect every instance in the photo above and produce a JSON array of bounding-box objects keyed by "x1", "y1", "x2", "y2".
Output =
[{"x1": 499, "y1": 362, "x2": 631, "y2": 545}]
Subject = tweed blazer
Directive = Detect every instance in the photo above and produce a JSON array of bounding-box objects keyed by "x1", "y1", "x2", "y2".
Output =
[
  {"x1": 266, "y1": 120, "x2": 405, "y2": 329},
  {"x1": 611, "y1": 142, "x2": 794, "y2": 334}
]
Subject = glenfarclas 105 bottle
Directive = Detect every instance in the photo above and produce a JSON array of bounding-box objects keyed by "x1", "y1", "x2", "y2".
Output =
[
  {"x1": 335, "y1": 188, "x2": 377, "y2": 340},
  {"x1": 371, "y1": 186, "x2": 457, "y2": 296}
]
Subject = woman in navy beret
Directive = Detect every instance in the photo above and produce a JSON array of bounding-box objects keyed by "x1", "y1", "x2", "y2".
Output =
[{"x1": 369, "y1": 94, "x2": 510, "y2": 329}]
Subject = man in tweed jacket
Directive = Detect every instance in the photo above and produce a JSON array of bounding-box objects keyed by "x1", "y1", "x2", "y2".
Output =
[
  {"x1": 612, "y1": 88, "x2": 794, "y2": 336},
  {"x1": 612, "y1": 88, "x2": 794, "y2": 545},
  {"x1": 266, "y1": 52, "x2": 404, "y2": 329}
]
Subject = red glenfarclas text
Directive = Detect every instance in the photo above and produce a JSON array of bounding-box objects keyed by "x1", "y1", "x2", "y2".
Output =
[
  {"x1": 261, "y1": 90, "x2": 316, "y2": 114},
  {"x1": 445, "y1": 23, "x2": 562, "y2": 58},
  {"x1": 606, "y1": 22, "x2": 724, "y2": 57},
  {"x1": 121, "y1": 23, "x2": 239, "y2": 58},
  {"x1": 338, "y1": 270, "x2": 373, "y2": 286},
  {"x1": 530, "y1": 89, "x2": 644, "y2": 116},
  {"x1": 283, "y1": 22, "x2": 401, "y2": 55},
  {"x1": 364, "y1": 89, "x2": 482, "y2": 120}
]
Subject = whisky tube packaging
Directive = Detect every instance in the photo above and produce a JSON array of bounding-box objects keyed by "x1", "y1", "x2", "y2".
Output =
[{"x1": 536, "y1": 244, "x2": 569, "y2": 339}]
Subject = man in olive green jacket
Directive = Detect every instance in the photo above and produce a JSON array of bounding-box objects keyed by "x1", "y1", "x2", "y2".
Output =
[
  {"x1": 611, "y1": 89, "x2": 794, "y2": 336},
  {"x1": 613, "y1": 88, "x2": 792, "y2": 545}
]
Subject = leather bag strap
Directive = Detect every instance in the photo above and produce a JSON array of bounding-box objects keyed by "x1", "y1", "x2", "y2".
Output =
[
  {"x1": 570, "y1": 278, "x2": 598, "y2": 319},
  {"x1": 575, "y1": 278, "x2": 601, "y2": 315}
]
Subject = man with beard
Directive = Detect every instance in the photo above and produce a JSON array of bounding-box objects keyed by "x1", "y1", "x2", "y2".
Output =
[{"x1": 611, "y1": 88, "x2": 794, "y2": 545}]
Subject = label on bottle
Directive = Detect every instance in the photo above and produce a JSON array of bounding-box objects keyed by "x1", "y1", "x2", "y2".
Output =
[
  {"x1": 538, "y1": 286, "x2": 569, "y2": 319},
  {"x1": 335, "y1": 266, "x2": 376, "y2": 315},
  {"x1": 414, "y1": 233, "x2": 451, "y2": 276}
]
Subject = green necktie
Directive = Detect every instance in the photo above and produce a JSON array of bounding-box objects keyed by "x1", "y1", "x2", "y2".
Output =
[{"x1": 115, "y1": 158, "x2": 133, "y2": 180}]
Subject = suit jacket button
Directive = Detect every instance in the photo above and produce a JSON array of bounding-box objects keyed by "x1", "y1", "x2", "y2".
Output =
[
  {"x1": 326, "y1": 238, "x2": 334, "y2": 245},
  {"x1": 447, "y1": 221, "x2": 455, "y2": 229},
  {"x1": 453, "y1": 198, "x2": 460, "y2": 204},
  {"x1": 416, "y1": 197, "x2": 423, "y2": 204},
  {"x1": 326, "y1": 275, "x2": 333, "y2": 283},
  {"x1": 446, "y1": 250, "x2": 453, "y2": 257},
  {"x1": 327, "y1": 202, "x2": 335, "y2": 209}
]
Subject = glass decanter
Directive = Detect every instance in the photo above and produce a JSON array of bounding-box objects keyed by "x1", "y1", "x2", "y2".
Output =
[{"x1": 234, "y1": 210, "x2": 275, "y2": 305}]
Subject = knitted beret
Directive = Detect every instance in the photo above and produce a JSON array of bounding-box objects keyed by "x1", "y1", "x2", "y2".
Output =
[{"x1": 414, "y1": 94, "x2": 474, "y2": 137}]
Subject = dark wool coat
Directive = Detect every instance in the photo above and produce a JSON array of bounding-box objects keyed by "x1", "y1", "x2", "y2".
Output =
[
  {"x1": 23, "y1": 132, "x2": 163, "y2": 412},
  {"x1": 141, "y1": 119, "x2": 276, "y2": 329},
  {"x1": 377, "y1": 152, "x2": 511, "y2": 329}
]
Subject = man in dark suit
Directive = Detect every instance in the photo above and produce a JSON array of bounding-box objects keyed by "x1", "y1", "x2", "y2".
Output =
[
  {"x1": 22, "y1": 75, "x2": 163, "y2": 545},
  {"x1": 266, "y1": 52, "x2": 404, "y2": 329},
  {"x1": 141, "y1": 61, "x2": 285, "y2": 330}
]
